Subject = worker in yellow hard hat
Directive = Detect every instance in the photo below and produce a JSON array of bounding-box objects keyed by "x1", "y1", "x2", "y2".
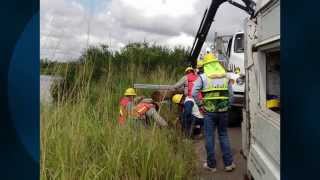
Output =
[
  {"x1": 172, "y1": 94, "x2": 204, "y2": 138},
  {"x1": 196, "y1": 60, "x2": 204, "y2": 75},
  {"x1": 192, "y1": 50, "x2": 236, "y2": 172},
  {"x1": 118, "y1": 88, "x2": 136, "y2": 125}
]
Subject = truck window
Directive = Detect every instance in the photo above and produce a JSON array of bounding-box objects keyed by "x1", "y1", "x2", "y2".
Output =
[
  {"x1": 266, "y1": 51, "x2": 280, "y2": 114},
  {"x1": 234, "y1": 34, "x2": 244, "y2": 53},
  {"x1": 226, "y1": 37, "x2": 232, "y2": 58}
]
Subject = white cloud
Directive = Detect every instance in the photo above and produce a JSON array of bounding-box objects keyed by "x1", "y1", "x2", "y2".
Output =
[{"x1": 41, "y1": 0, "x2": 250, "y2": 61}]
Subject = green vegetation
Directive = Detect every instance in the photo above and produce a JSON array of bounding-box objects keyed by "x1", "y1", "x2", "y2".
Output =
[{"x1": 41, "y1": 43, "x2": 197, "y2": 179}]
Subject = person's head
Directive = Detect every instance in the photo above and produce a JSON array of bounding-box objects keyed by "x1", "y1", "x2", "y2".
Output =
[
  {"x1": 206, "y1": 47, "x2": 211, "y2": 54},
  {"x1": 172, "y1": 94, "x2": 185, "y2": 105},
  {"x1": 184, "y1": 67, "x2": 194, "y2": 74},
  {"x1": 197, "y1": 60, "x2": 204, "y2": 74},
  {"x1": 124, "y1": 88, "x2": 137, "y2": 100}
]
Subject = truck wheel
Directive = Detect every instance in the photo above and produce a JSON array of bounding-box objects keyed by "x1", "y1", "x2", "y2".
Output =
[{"x1": 228, "y1": 106, "x2": 242, "y2": 127}]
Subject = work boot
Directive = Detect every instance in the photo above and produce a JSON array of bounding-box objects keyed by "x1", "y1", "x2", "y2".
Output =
[
  {"x1": 224, "y1": 162, "x2": 236, "y2": 172},
  {"x1": 203, "y1": 162, "x2": 217, "y2": 172}
]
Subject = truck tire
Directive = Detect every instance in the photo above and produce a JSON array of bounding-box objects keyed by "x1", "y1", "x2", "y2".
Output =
[{"x1": 228, "y1": 106, "x2": 242, "y2": 127}]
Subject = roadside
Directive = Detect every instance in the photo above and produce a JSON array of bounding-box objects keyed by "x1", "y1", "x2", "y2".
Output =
[{"x1": 194, "y1": 127, "x2": 245, "y2": 180}]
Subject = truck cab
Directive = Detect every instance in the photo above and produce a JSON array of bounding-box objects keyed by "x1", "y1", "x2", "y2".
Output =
[
  {"x1": 226, "y1": 31, "x2": 245, "y2": 105},
  {"x1": 226, "y1": 31, "x2": 246, "y2": 125}
]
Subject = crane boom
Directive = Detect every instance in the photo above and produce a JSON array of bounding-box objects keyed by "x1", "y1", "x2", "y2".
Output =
[{"x1": 188, "y1": 0, "x2": 256, "y2": 67}]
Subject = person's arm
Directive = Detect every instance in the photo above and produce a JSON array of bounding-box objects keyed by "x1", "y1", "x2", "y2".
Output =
[
  {"x1": 192, "y1": 75, "x2": 203, "y2": 107},
  {"x1": 208, "y1": 73, "x2": 226, "y2": 79},
  {"x1": 146, "y1": 108, "x2": 168, "y2": 127},
  {"x1": 127, "y1": 101, "x2": 133, "y2": 112},
  {"x1": 133, "y1": 96, "x2": 144, "y2": 104},
  {"x1": 172, "y1": 76, "x2": 186, "y2": 89}
]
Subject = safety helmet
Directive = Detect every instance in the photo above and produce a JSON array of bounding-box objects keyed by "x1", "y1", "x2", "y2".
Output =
[
  {"x1": 185, "y1": 67, "x2": 194, "y2": 73},
  {"x1": 124, "y1": 88, "x2": 137, "y2": 96},
  {"x1": 203, "y1": 53, "x2": 218, "y2": 64},
  {"x1": 267, "y1": 99, "x2": 280, "y2": 109},
  {"x1": 172, "y1": 94, "x2": 183, "y2": 104},
  {"x1": 197, "y1": 60, "x2": 204, "y2": 68}
]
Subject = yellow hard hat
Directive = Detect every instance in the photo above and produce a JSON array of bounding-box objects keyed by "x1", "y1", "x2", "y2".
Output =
[
  {"x1": 172, "y1": 94, "x2": 183, "y2": 104},
  {"x1": 235, "y1": 67, "x2": 240, "y2": 74},
  {"x1": 203, "y1": 53, "x2": 218, "y2": 64},
  {"x1": 185, "y1": 67, "x2": 194, "y2": 73},
  {"x1": 124, "y1": 88, "x2": 137, "y2": 96},
  {"x1": 267, "y1": 99, "x2": 280, "y2": 109},
  {"x1": 197, "y1": 60, "x2": 204, "y2": 68}
]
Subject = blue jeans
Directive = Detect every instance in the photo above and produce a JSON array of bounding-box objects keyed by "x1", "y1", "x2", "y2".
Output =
[
  {"x1": 204, "y1": 112, "x2": 233, "y2": 168},
  {"x1": 183, "y1": 101, "x2": 194, "y2": 137}
]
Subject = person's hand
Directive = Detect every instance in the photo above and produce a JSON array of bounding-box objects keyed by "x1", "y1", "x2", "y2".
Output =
[{"x1": 199, "y1": 106, "x2": 206, "y2": 113}]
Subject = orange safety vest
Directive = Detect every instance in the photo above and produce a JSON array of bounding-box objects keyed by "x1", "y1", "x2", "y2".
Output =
[
  {"x1": 118, "y1": 97, "x2": 132, "y2": 125},
  {"x1": 187, "y1": 72, "x2": 203, "y2": 100},
  {"x1": 132, "y1": 102, "x2": 155, "y2": 119}
]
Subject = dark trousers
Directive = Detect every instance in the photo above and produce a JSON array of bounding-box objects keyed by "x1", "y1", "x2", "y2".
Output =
[
  {"x1": 182, "y1": 101, "x2": 204, "y2": 137},
  {"x1": 204, "y1": 112, "x2": 233, "y2": 168}
]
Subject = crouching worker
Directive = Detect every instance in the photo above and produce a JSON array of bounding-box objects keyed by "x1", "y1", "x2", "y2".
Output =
[
  {"x1": 131, "y1": 98, "x2": 168, "y2": 128},
  {"x1": 118, "y1": 88, "x2": 144, "y2": 125},
  {"x1": 172, "y1": 94, "x2": 204, "y2": 137},
  {"x1": 118, "y1": 88, "x2": 136, "y2": 125}
]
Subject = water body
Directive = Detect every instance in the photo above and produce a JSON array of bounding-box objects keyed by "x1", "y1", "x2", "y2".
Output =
[{"x1": 40, "y1": 75, "x2": 62, "y2": 103}]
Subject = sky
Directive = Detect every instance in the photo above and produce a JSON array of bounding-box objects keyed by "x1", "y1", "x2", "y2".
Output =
[{"x1": 40, "y1": 0, "x2": 249, "y2": 61}]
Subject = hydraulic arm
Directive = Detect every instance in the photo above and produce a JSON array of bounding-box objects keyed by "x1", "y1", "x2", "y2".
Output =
[{"x1": 188, "y1": 0, "x2": 256, "y2": 67}]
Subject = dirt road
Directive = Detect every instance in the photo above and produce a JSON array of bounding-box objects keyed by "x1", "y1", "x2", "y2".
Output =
[{"x1": 193, "y1": 127, "x2": 246, "y2": 180}]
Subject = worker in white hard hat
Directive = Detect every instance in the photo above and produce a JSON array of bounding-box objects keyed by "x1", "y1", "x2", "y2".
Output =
[{"x1": 171, "y1": 67, "x2": 198, "y2": 97}]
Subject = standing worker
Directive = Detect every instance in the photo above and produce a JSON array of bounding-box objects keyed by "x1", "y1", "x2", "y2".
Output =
[
  {"x1": 196, "y1": 60, "x2": 204, "y2": 75},
  {"x1": 172, "y1": 94, "x2": 203, "y2": 138},
  {"x1": 172, "y1": 67, "x2": 203, "y2": 133},
  {"x1": 172, "y1": 67, "x2": 198, "y2": 96},
  {"x1": 192, "y1": 53, "x2": 236, "y2": 172}
]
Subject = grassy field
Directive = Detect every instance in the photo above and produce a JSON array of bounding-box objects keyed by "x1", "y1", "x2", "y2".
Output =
[{"x1": 40, "y1": 43, "x2": 198, "y2": 179}]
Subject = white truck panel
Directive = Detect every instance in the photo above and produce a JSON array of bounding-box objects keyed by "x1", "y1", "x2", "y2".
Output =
[
  {"x1": 248, "y1": 143, "x2": 280, "y2": 180},
  {"x1": 244, "y1": 1, "x2": 281, "y2": 180},
  {"x1": 258, "y1": 1, "x2": 280, "y2": 42}
]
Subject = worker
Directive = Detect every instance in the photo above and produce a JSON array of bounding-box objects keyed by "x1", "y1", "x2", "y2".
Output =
[
  {"x1": 205, "y1": 47, "x2": 212, "y2": 54},
  {"x1": 131, "y1": 98, "x2": 168, "y2": 128},
  {"x1": 192, "y1": 53, "x2": 236, "y2": 172},
  {"x1": 196, "y1": 60, "x2": 204, "y2": 75},
  {"x1": 172, "y1": 67, "x2": 198, "y2": 97},
  {"x1": 172, "y1": 94, "x2": 204, "y2": 138},
  {"x1": 118, "y1": 88, "x2": 137, "y2": 125}
]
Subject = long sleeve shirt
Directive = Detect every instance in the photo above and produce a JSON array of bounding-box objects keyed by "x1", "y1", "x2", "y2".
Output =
[
  {"x1": 172, "y1": 75, "x2": 188, "y2": 95},
  {"x1": 191, "y1": 74, "x2": 206, "y2": 106}
]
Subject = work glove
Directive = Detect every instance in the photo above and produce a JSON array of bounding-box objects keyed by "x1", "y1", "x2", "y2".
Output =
[{"x1": 199, "y1": 106, "x2": 206, "y2": 114}]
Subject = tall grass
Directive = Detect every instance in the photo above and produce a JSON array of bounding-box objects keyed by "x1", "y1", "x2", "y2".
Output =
[{"x1": 41, "y1": 43, "x2": 197, "y2": 179}]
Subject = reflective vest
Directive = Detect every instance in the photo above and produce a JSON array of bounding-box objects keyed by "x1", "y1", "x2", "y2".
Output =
[
  {"x1": 202, "y1": 62, "x2": 229, "y2": 112},
  {"x1": 118, "y1": 97, "x2": 131, "y2": 125},
  {"x1": 186, "y1": 72, "x2": 198, "y2": 97},
  {"x1": 186, "y1": 72, "x2": 203, "y2": 100},
  {"x1": 132, "y1": 102, "x2": 155, "y2": 119}
]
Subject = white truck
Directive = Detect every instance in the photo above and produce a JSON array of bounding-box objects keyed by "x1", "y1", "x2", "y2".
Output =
[
  {"x1": 242, "y1": 0, "x2": 280, "y2": 179},
  {"x1": 226, "y1": 31, "x2": 246, "y2": 125}
]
